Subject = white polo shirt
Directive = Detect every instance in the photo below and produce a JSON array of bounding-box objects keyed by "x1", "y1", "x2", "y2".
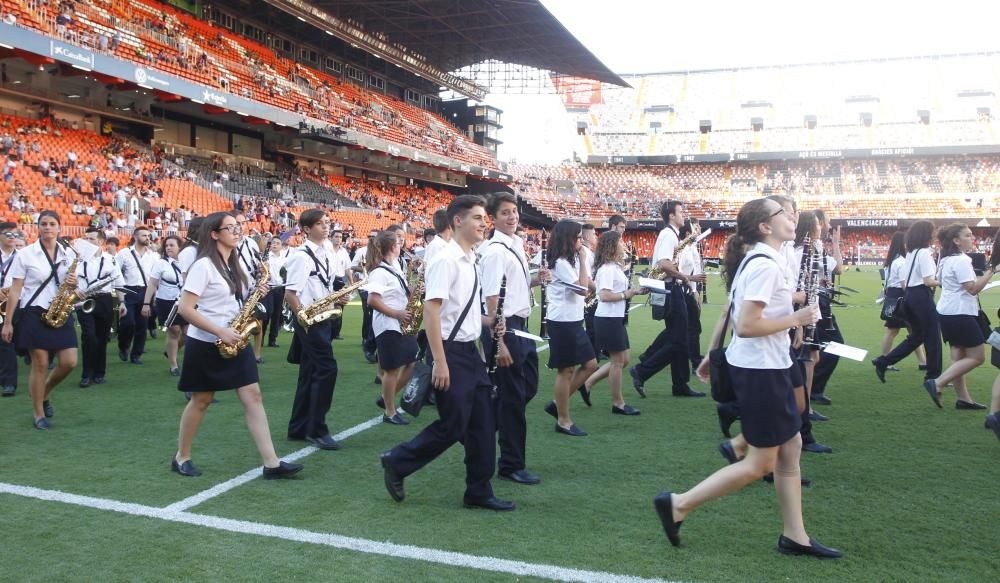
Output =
[
  {"x1": 268, "y1": 249, "x2": 290, "y2": 287},
  {"x1": 546, "y1": 257, "x2": 586, "y2": 322},
  {"x1": 595, "y1": 263, "x2": 629, "y2": 318},
  {"x1": 936, "y1": 253, "x2": 978, "y2": 316},
  {"x1": 9, "y1": 241, "x2": 73, "y2": 310},
  {"x1": 424, "y1": 239, "x2": 481, "y2": 343},
  {"x1": 726, "y1": 243, "x2": 793, "y2": 370},
  {"x1": 366, "y1": 261, "x2": 409, "y2": 336},
  {"x1": 284, "y1": 240, "x2": 333, "y2": 306},
  {"x1": 150, "y1": 257, "x2": 184, "y2": 301},
  {"x1": 183, "y1": 257, "x2": 242, "y2": 343},
  {"x1": 117, "y1": 246, "x2": 158, "y2": 287},
  {"x1": 480, "y1": 231, "x2": 531, "y2": 319},
  {"x1": 678, "y1": 244, "x2": 703, "y2": 294}
]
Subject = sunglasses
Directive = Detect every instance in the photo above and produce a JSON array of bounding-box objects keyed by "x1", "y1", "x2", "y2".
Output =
[{"x1": 2, "y1": 232, "x2": 24, "y2": 239}]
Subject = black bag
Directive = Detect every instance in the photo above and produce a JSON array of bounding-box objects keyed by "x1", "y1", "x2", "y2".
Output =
[
  {"x1": 400, "y1": 361, "x2": 432, "y2": 417},
  {"x1": 882, "y1": 251, "x2": 921, "y2": 325},
  {"x1": 977, "y1": 309, "x2": 992, "y2": 339}
]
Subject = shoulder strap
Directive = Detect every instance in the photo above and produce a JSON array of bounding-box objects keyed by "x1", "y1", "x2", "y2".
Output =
[
  {"x1": 302, "y1": 246, "x2": 330, "y2": 288},
  {"x1": 490, "y1": 241, "x2": 529, "y2": 281},
  {"x1": 902, "y1": 249, "x2": 921, "y2": 298},
  {"x1": 130, "y1": 249, "x2": 147, "y2": 286},
  {"x1": 447, "y1": 266, "x2": 479, "y2": 342},
  {"x1": 374, "y1": 264, "x2": 409, "y2": 296},
  {"x1": 715, "y1": 253, "x2": 773, "y2": 350}
]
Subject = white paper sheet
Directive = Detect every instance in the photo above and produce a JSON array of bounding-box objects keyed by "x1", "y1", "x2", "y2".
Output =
[
  {"x1": 983, "y1": 280, "x2": 1000, "y2": 292},
  {"x1": 823, "y1": 341, "x2": 867, "y2": 362},
  {"x1": 694, "y1": 228, "x2": 712, "y2": 243},
  {"x1": 553, "y1": 280, "x2": 588, "y2": 293},
  {"x1": 512, "y1": 329, "x2": 545, "y2": 342},
  {"x1": 638, "y1": 277, "x2": 667, "y2": 291}
]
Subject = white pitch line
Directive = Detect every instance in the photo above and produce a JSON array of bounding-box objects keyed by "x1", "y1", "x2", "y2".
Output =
[
  {"x1": 163, "y1": 415, "x2": 384, "y2": 513},
  {"x1": 0, "y1": 482, "x2": 676, "y2": 583}
]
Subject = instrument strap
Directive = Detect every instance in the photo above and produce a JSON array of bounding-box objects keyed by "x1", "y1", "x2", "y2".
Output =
[
  {"x1": 717, "y1": 253, "x2": 773, "y2": 349},
  {"x1": 130, "y1": 248, "x2": 147, "y2": 287},
  {"x1": 374, "y1": 264, "x2": 409, "y2": 297},
  {"x1": 489, "y1": 241, "x2": 529, "y2": 285},
  {"x1": 303, "y1": 246, "x2": 331, "y2": 289},
  {"x1": 902, "y1": 248, "x2": 921, "y2": 300},
  {"x1": 219, "y1": 255, "x2": 244, "y2": 307},
  {"x1": 0, "y1": 249, "x2": 16, "y2": 284}
]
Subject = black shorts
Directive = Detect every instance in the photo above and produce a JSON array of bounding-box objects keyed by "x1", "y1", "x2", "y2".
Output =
[
  {"x1": 546, "y1": 320, "x2": 596, "y2": 369},
  {"x1": 730, "y1": 364, "x2": 801, "y2": 448},
  {"x1": 155, "y1": 298, "x2": 187, "y2": 327},
  {"x1": 376, "y1": 330, "x2": 419, "y2": 370},
  {"x1": 16, "y1": 306, "x2": 77, "y2": 352},
  {"x1": 594, "y1": 316, "x2": 629, "y2": 353},
  {"x1": 939, "y1": 314, "x2": 985, "y2": 348},
  {"x1": 178, "y1": 337, "x2": 259, "y2": 391}
]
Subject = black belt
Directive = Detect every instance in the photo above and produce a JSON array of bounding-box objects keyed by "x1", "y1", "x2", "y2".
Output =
[{"x1": 443, "y1": 340, "x2": 477, "y2": 347}]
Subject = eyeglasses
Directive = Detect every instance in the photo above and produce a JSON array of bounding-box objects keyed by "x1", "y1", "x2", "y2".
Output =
[
  {"x1": 2, "y1": 232, "x2": 23, "y2": 239},
  {"x1": 768, "y1": 208, "x2": 785, "y2": 219},
  {"x1": 215, "y1": 224, "x2": 242, "y2": 235}
]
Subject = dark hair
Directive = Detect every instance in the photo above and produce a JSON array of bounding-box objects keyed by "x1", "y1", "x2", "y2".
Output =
[
  {"x1": 106, "y1": 236, "x2": 120, "y2": 247},
  {"x1": 133, "y1": 224, "x2": 149, "y2": 234},
  {"x1": 185, "y1": 217, "x2": 204, "y2": 246},
  {"x1": 884, "y1": 232, "x2": 906, "y2": 267},
  {"x1": 937, "y1": 223, "x2": 968, "y2": 259},
  {"x1": 447, "y1": 195, "x2": 486, "y2": 229},
  {"x1": 904, "y1": 220, "x2": 935, "y2": 253},
  {"x1": 678, "y1": 218, "x2": 693, "y2": 239},
  {"x1": 593, "y1": 230, "x2": 622, "y2": 274},
  {"x1": 160, "y1": 235, "x2": 183, "y2": 259},
  {"x1": 794, "y1": 211, "x2": 818, "y2": 247},
  {"x1": 722, "y1": 198, "x2": 780, "y2": 291},
  {"x1": 197, "y1": 212, "x2": 247, "y2": 296},
  {"x1": 661, "y1": 200, "x2": 683, "y2": 222},
  {"x1": 487, "y1": 192, "x2": 517, "y2": 217},
  {"x1": 423, "y1": 228, "x2": 435, "y2": 239},
  {"x1": 37, "y1": 210, "x2": 61, "y2": 225},
  {"x1": 367, "y1": 231, "x2": 399, "y2": 272},
  {"x1": 432, "y1": 209, "x2": 450, "y2": 233},
  {"x1": 299, "y1": 208, "x2": 326, "y2": 229},
  {"x1": 608, "y1": 214, "x2": 626, "y2": 228},
  {"x1": 813, "y1": 209, "x2": 828, "y2": 224},
  {"x1": 547, "y1": 219, "x2": 582, "y2": 269},
  {"x1": 766, "y1": 195, "x2": 797, "y2": 212},
  {"x1": 0, "y1": 221, "x2": 17, "y2": 232},
  {"x1": 581, "y1": 223, "x2": 596, "y2": 233}
]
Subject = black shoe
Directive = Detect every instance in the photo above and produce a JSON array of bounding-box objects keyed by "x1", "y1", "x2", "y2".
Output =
[
  {"x1": 719, "y1": 441, "x2": 739, "y2": 465},
  {"x1": 1, "y1": 385, "x2": 14, "y2": 397},
  {"x1": 255, "y1": 357, "x2": 264, "y2": 364},
  {"x1": 763, "y1": 473, "x2": 813, "y2": 487},
  {"x1": 918, "y1": 364, "x2": 928, "y2": 371},
  {"x1": 873, "y1": 359, "x2": 887, "y2": 383},
  {"x1": 33, "y1": 417, "x2": 50, "y2": 430},
  {"x1": 306, "y1": 434, "x2": 342, "y2": 450},
  {"x1": 184, "y1": 391, "x2": 193, "y2": 401},
  {"x1": 985, "y1": 413, "x2": 1000, "y2": 442},
  {"x1": 579, "y1": 385, "x2": 592, "y2": 407},
  {"x1": 92, "y1": 376, "x2": 105, "y2": 384},
  {"x1": 48, "y1": 361, "x2": 55, "y2": 371},
  {"x1": 79, "y1": 377, "x2": 91, "y2": 388},
  {"x1": 170, "y1": 367, "x2": 180, "y2": 376},
  {"x1": 956, "y1": 400, "x2": 987, "y2": 410},
  {"x1": 382, "y1": 413, "x2": 409, "y2": 425},
  {"x1": 463, "y1": 496, "x2": 515, "y2": 511},
  {"x1": 130, "y1": 357, "x2": 144, "y2": 365},
  {"x1": 374, "y1": 375, "x2": 382, "y2": 385},
  {"x1": 381, "y1": 453, "x2": 405, "y2": 501},
  {"x1": 150, "y1": 329, "x2": 157, "y2": 339},
  {"x1": 808, "y1": 411, "x2": 829, "y2": 422},
  {"x1": 652, "y1": 492, "x2": 683, "y2": 547},
  {"x1": 499, "y1": 469, "x2": 541, "y2": 485},
  {"x1": 119, "y1": 350, "x2": 128, "y2": 362},
  {"x1": 612, "y1": 404, "x2": 640, "y2": 416},
  {"x1": 923, "y1": 379, "x2": 943, "y2": 408},
  {"x1": 555, "y1": 423, "x2": 587, "y2": 436},
  {"x1": 43, "y1": 400, "x2": 53, "y2": 418},
  {"x1": 267, "y1": 342, "x2": 280, "y2": 348},
  {"x1": 716, "y1": 402, "x2": 740, "y2": 438},
  {"x1": 263, "y1": 461, "x2": 304, "y2": 480},
  {"x1": 364, "y1": 351, "x2": 378, "y2": 364},
  {"x1": 376, "y1": 395, "x2": 386, "y2": 409},
  {"x1": 777, "y1": 535, "x2": 842, "y2": 559},
  {"x1": 171, "y1": 458, "x2": 202, "y2": 477},
  {"x1": 673, "y1": 386, "x2": 706, "y2": 398},
  {"x1": 802, "y1": 441, "x2": 833, "y2": 454},
  {"x1": 543, "y1": 400, "x2": 557, "y2": 418},
  {"x1": 629, "y1": 367, "x2": 646, "y2": 398},
  {"x1": 811, "y1": 393, "x2": 832, "y2": 405}
]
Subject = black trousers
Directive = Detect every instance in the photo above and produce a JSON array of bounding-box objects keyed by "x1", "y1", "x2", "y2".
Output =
[
  {"x1": 79, "y1": 294, "x2": 113, "y2": 379},
  {"x1": 117, "y1": 286, "x2": 147, "y2": 359},
  {"x1": 635, "y1": 285, "x2": 690, "y2": 391},
  {"x1": 685, "y1": 291, "x2": 703, "y2": 363},
  {"x1": 260, "y1": 287, "x2": 284, "y2": 344},
  {"x1": 360, "y1": 290, "x2": 375, "y2": 354},
  {"x1": 0, "y1": 333, "x2": 17, "y2": 388},
  {"x1": 287, "y1": 319, "x2": 337, "y2": 440},
  {"x1": 584, "y1": 303, "x2": 599, "y2": 357},
  {"x1": 881, "y1": 286, "x2": 942, "y2": 380},
  {"x1": 388, "y1": 340, "x2": 496, "y2": 499},
  {"x1": 481, "y1": 315, "x2": 539, "y2": 475},
  {"x1": 811, "y1": 315, "x2": 843, "y2": 396}
]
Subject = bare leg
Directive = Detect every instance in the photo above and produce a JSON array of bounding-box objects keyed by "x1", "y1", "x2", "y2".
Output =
[
  {"x1": 730, "y1": 434, "x2": 749, "y2": 459},
  {"x1": 916, "y1": 344, "x2": 927, "y2": 367},
  {"x1": 235, "y1": 383, "x2": 280, "y2": 467},
  {"x1": 585, "y1": 362, "x2": 611, "y2": 391},
  {"x1": 393, "y1": 362, "x2": 415, "y2": 407},
  {"x1": 671, "y1": 445, "x2": 778, "y2": 522},
  {"x1": 880, "y1": 327, "x2": 899, "y2": 357},
  {"x1": 935, "y1": 345, "x2": 985, "y2": 401},
  {"x1": 28, "y1": 349, "x2": 49, "y2": 420},
  {"x1": 608, "y1": 350, "x2": 629, "y2": 408},
  {"x1": 554, "y1": 367, "x2": 575, "y2": 427},
  {"x1": 774, "y1": 433, "x2": 809, "y2": 545},
  {"x1": 166, "y1": 326, "x2": 182, "y2": 369},
  {"x1": 44, "y1": 347, "x2": 76, "y2": 400},
  {"x1": 990, "y1": 374, "x2": 1000, "y2": 413},
  {"x1": 176, "y1": 391, "x2": 214, "y2": 462},
  {"x1": 568, "y1": 359, "x2": 598, "y2": 398},
  {"x1": 381, "y1": 368, "x2": 401, "y2": 417}
]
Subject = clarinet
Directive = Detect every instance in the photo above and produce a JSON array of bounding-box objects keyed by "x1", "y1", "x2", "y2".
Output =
[
  {"x1": 488, "y1": 275, "x2": 507, "y2": 396},
  {"x1": 538, "y1": 230, "x2": 549, "y2": 340},
  {"x1": 795, "y1": 238, "x2": 820, "y2": 361}
]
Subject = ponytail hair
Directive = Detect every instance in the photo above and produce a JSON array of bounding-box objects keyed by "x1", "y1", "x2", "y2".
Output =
[
  {"x1": 937, "y1": 223, "x2": 968, "y2": 259},
  {"x1": 722, "y1": 198, "x2": 778, "y2": 291},
  {"x1": 366, "y1": 231, "x2": 397, "y2": 272}
]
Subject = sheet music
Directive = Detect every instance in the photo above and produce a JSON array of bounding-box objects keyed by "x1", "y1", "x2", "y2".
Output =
[
  {"x1": 638, "y1": 277, "x2": 667, "y2": 291},
  {"x1": 823, "y1": 341, "x2": 867, "y2": 362},
  {"x1": 512, "y1": 329, "x2": 545, "y2": 342}
]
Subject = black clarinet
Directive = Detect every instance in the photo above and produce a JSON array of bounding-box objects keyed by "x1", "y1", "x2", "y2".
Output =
[
  {"x1": 488, "y1": 275, "x2": 507, "y2": 396},
  {"x1": 796, "y1": 240, "x2": 820, "y2": 361},
  {"x1": 538, "y1": 230, "x2": 549, "y2": 340}
]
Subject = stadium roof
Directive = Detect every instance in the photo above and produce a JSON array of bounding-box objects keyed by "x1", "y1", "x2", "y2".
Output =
[{"x1": 304, "y1": 0, "x2": 628, "y2": 86}]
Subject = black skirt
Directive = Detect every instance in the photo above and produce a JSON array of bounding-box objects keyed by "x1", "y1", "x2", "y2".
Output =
[
  {"x1": 594, "y1": 316, "x2": 629, "y2": 353},
  {"x1": 155, "y1": 298, "x2": 187, "y2": 327},
  {"x1": 730, "y1": 364, "x2": 801, "y2": 448},
  {"x1": 546, "y1": 319, "x2": 596, "y2": 369},
  {"x1": 376, "y1": 330, "x2": 419, "y2": 370},
  {"x1": 883, "y1": 287, "x2": 906, "y2": 329},
  {"x1": 939, "y1": 314, "x2": 985, "y2": 348},
  {"x1": 178, "y1": 337, "x2": 259, "y2": 392},
  {"x1": 16, "y1": 306, "x2": 77, "y2": 352}
]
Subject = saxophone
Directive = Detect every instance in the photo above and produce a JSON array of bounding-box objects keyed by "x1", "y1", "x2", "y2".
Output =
[
  {"x1": 297, "y1": 271, "x2": 368, "y2": 330},
  {"x1": 648, "y1": 223, "x2": 700, "y2": 280},
  {"x1": 42, "y1": 244, "x2": 83, "y2": 328},
  {"x1": 216, "y1": 260, "x2": 270, "y2": 359},
  {"x1": 400, "y1": 261, "x2": 424, "y2": 336}
]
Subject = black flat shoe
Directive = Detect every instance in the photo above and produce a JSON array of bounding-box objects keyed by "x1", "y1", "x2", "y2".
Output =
[
  {"x1": 463, "y1": 496, "x2": 515, "y2": 511},
  {"x1": 808, "y1": 411, "x2": 829, "y2": 422},
  {"x1": 672, "y1": 386, "x2": 706, "y2": 398},
  {"x1": 79, "y1": 377, "x2": 91, "y2": 388},
  {"x1": 802, "y1": 442, "x2": 833, "y2": 454},
  {"x1": 374, "y1": 375, "x2": 382, "y2": 385},
  {"x1": 716, "y1": 401, "x2": 740, "y2": 438},
  {"x1": 43, "y1": 400, "x2": 53, "y2": 418},
  {"x1": 381, "y1": 453, "x2": 405, "y2": 501},
  {"x1": 364, "y1": 352, "x2": 378, "y2": 364},
  {"x1": 130, "y1": 357, "x2": 144, "y2": 365},
  {"x1": 918, "y1": 364, "x2": 928, "y2": 371},
  {"x1": 263, "y1": 461, "x2": 304, "y2": 480},
  {"x1": 118, "y1": 350, "x2": 128, "y2": 362},
  {"x1": 555, "y1": 423, "x2": 587, "y2": 437},
  {"x1": 611, "y1": 404, "x2": 640, "y2": 416},
  {"x1": 375, "y1": 395, "x2": 387, "y2": 409},
  {"x1": 306, "y1": 434, "x2": 342, "y2": 450},
  {"x1": 923, "y1": 379, "x2": 943, "y2": 408},
  {"x1": 579, "y1": 385, "x2": 592, "y2": 407},
  {"x1": 810, "y1": 393, "x2": 832, "y2": 405},
  {"x1": 1, "y1": 385, "x2": 14, "y2": 397},
  {"x1": 499, "y1": 469, "x2": 541, "y2": 485},
  {"x1": 986, "y1": 413, "x2": 1000, "y2": 442},
  {"x1": 629, "y1": 367, "x2": 646, "y2": 398},
  {"x1": 33, "y1": 417, "x2": 50, "y2": 430},
  {"x1": 92, "y1": 376, "x2": 105, "y2": 384},
  {"x1": 956, "y1": 400, "x2": 987, "y2": 410},
  {"x1": 719, "y1": 441, "x2": 739, "y2": 465},
  {"x1": 255, "y1": 357, "x2": 264, "y2": 364},
  {"x1": 653, "y1": 492, "x2": 682, "y2": 547},
  {"x1": 382, "y1": 413, "x2": 410, "y2": 425},
  {"x1": 873, "y1": 359, "x2": 887, "y2": 383},
  {"x1": 267, "y1": 342, "x2": 280, "y2": 348},
  {"x1": 543, "y1": 400, "x2": 558, "y2": 418},
  {"x1": 170, "y1": 367, "x2": 180, "y2": 376},
  {"x1": 171, "y1": 458, "x2": 202, "y2": 477},
  {"x1": 763, "y1": 473, "x2": 812, "y2": 487},
  {"x1": 777, "y1": 535, "x2": 842, "y2": 559}
]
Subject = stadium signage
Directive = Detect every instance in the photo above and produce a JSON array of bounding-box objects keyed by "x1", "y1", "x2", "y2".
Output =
[
  {"x1": 133, "y1": 67, "x2": 170, "y2": 88},
  {"x1": 841, "y1": 219, "x2": 899, "y2": 228},
  {"x1": 201, "y1": 89, "x2": 228, "y2": 106},
  {"x1": 48, "y1": 40, "x2": 94, "y2": 69}
]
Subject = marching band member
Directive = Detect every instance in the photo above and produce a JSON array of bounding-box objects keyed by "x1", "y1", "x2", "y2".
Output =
[
  {"x1": 808, "y1": 209, "x2": 844, "y2": 407},
  {"x1": 542, "y1": 219, "x2": 597, "y2": 437},
  {"x1": 986, "y1": 235, "x2": 1000, "y2": 442},
  {"x1": 581, "y1": 223, "x2": 600, "y2": 358},
  {"x1": 326, "y1": 227, "x2": 353, "y2": 341},
  {"x1": 262, "y1": 237, "x2": 289, "y2": 348},
  {"x1": 607, "y1": 215, "x2": 631, "y2": 325},
  {"x1": 142, "y1": 235, "x2": 186, "y2": 376},
  {"x1": 879, "y1": 232, "x2": 928, "y2": 370},
  {"x1": 234, "y1": 215, "x2": 263, "y2": 362},
  {"x1": 116, "y1": 226, "x2": 158, "y2": 365},
  {"x1": 173, "y1": 211, "x2": 302, "y2": 479},
  {"x1": 381, "y1": 195, "x2": 514, "y2": 511},
  {"x1": 0, "y1": 221, "x2": 21, "y2": 397},
  {"x1": 423, "y1": 209, "x2": 451, "y2": 268},
  {"x1": 678, "y1": 219, "x2": 706, "y2": 370},
  {"x1": 582, "y1": 230, "x2": 648, "y2": 416},
  {"x1": 657, "y1": 198, "x2": 840, "y2": 559},
  {"x1": 1, "y1": 211, "x2": 79, "y2": 430},
  {"x1": 177, "y1": 217, "x2": 204, "y2": 278},
  {"x1": 284, "y1": 209, "x2": 344, "y2": 451},
  {"x1": 353, "y1": 229, "x2": 380, "y2": 363},
  {"x1": 77, "y1": 228, "x2": 125, "y2": 387}
]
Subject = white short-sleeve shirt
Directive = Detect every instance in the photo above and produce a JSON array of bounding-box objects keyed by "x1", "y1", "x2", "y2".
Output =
[
  {"x1": 480, "y1": 231, "x2": 531, "y2": 319},
  {"x1": 902, "y1": 248, "x2": 936, "y2": 287},
  {"x1": 77, "y1": 252, "x2": 125, "y2": 293},
  {"x1": 150, "y1": 257, "x2": 183, "y2": 301},
  {"x1": 182, "y1": 257, "x2": 243, "y2": 343},
  {"x1": 367, "y1": 261, "x2": 409, "y2": 336},
  {"x1": 546, "y1": 257, "x2": 585, "y2": 322},
  {"x1": 117, "y1": 246, "x2": 158, "y2": 287},
  {"x1": 424, "y1": 239, "x2": 481, "y2": 343},
  {"x1": 652, "y1": 226, "x2": 680, "y2": 282},
  {"x1": 9, "y1": 241, "x2": 73, "y2": 310},
  {"x1": 284, "y1": 240, "x2": 333, "y2": 306},
  {"x1": 423, "y1": 236, "x2": 448, "y2": 269},
  {"x1": 726, "y1": 243, "x2": 793, "y2": 369},
  {"x1": 594, "y1": 263, "x2": 629, "y2": 318},
  {"x1": 177, "y1": 244, "x2": 198, "y2": 274},
  {"x1": 936, "y1": 254, "x2": 978, "y2": 316},
  {"x1": 886, "y1": 256, "x2": 906, "y2": 289}
]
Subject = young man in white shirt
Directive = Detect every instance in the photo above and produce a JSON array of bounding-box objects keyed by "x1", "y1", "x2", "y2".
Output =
[
  {"x1": 325, "y1": 227, "x2": 352, "y2": 340},
  {"x1": 116, "y1": 226, "x2": 158, "y2": 364},
  {"x1": 422, "y1": 209, "x2": 451, "y2": 269},
  {"x1": 381, "y1": 195, "x2": 514, "y2": 511},
  {"x1": 262, "y1": 237, "x2": 289, "y2": 348},
  {"x1": 77, "y1": 228, "x2": 126, "y2": 387},
  {"x1": 581, "y1": 223, "x2": 599, "y2": 359}
]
